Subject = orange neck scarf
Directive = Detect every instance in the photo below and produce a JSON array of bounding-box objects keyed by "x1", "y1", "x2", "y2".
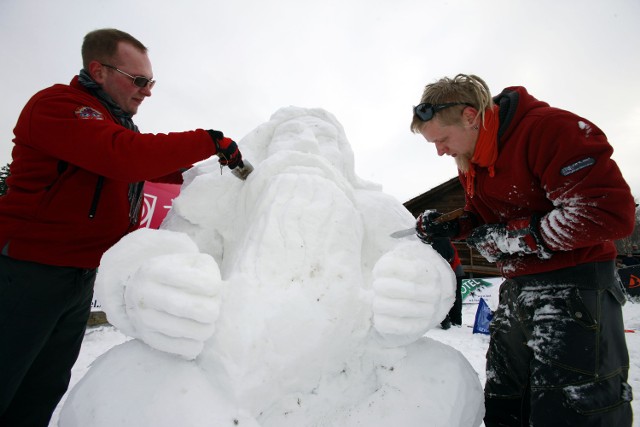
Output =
[{"x1": 465, "y1": 105, "x2": 500, "y2": 198}]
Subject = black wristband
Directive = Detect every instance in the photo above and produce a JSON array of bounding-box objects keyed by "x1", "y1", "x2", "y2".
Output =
[{"x1": 207, "y1": 130, "x2": 224, "y2": 150}]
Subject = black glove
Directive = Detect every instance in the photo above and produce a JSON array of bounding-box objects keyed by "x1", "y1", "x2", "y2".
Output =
[
  {"x1": 415, "y1": 210, "x2": 460, "y2": 244},
  {"x1": 466, "y1": 215, "x2": 552, "y2": 262},
  {"x1": 207, "y1": 130, "x2": 243, "y2": 169},
  {"x1": 430, "y1": 237, "x2": 455, "y2": 263}
]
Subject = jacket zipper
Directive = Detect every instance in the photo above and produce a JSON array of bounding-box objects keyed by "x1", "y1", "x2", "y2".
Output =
[{"x1": 88, "y1": 176, "x2": 104, "y2": 219}]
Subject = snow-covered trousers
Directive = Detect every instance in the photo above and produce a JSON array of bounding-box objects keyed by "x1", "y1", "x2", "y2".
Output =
[
  {"x1": 483, "y1": 260, "x2": 633, "y2": 427},
  {"x1": 0, "y1": 255, "x2": 96, "y2": 427}
]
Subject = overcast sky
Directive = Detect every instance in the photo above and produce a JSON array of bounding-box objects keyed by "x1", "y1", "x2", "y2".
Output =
[{"x1": 1, "y1": 0, "x2": 638, "y2": 203}]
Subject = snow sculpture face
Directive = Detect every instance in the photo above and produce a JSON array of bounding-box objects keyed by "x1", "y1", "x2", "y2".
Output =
[{"x1": 267, "y1": 114, "x2": 344, "y2": 173}]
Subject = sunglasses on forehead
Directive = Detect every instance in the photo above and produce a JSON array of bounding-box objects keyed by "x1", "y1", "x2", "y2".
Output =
[
  {"x1": 413, "y1": 102, "x2": 473, "y2": 122},
  {"x1": 100, "y1": 63, "x2": 156, "y2": 89}
]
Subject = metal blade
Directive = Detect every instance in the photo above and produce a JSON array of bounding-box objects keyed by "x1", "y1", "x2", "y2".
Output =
[
  {"x1": 390, "y1": 208, "x2": 465, "y2": 239},
  {"x1": 231, "y1": 160, "x2": 254, "y2": 180},
  {"x1": 390, "y1": 228, "x2": 416, "y2": 238}
]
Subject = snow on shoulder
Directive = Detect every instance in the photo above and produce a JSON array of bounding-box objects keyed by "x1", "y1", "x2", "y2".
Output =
[{"x1": 59, "y1": 106, "x2": 484, "y2": 426}]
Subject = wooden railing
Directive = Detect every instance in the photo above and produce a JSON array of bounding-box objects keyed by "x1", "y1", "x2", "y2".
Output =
[{"x1": 453, "y1": 242, "x2": 500, "y2": 277}]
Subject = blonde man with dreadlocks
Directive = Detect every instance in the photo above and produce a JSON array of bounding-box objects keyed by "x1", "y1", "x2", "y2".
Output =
[{"x1": 410, "y1": 74, "x2": 634, "y2": 426}]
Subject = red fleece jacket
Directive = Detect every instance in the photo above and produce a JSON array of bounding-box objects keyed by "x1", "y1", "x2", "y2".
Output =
[
  {"x1": 0, "y1": 76, "x2": 217, "y2": 268},
  {"x1": 459, "y1": 86, "x2": 635, "y2": 278}
]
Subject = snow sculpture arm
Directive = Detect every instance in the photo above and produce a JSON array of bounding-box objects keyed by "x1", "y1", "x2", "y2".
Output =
[
  {"x1": 371, "y1": 240, "x2": 455, "y2": 347},
  {"x1": 95, "y1": 228, "x2": 223, "y2": 359}
]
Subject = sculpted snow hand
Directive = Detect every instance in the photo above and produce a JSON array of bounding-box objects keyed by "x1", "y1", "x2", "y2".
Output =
[
  {"x1": 123, "y1": 252, "x2": 222, "y2": 358},
  {"x1": 372, "y1": 242, "x2": 455, "y2": 345},
  {"x1": 61, "y1": 107, "x2": 484, "y2": 427},
  {"x1": 95, "y1": 228, "x2": 224, "y2": 359}
]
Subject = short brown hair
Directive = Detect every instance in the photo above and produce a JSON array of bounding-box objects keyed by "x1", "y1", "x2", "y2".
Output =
[
  {"x1": 81, "y1": 28, "x2": 147, "y2": 70},
  {"x1": 410, "y1": 74, "x2": 493, "y2": 133}
]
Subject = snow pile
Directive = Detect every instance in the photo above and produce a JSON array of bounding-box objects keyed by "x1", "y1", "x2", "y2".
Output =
[{"x1": 59, "y1": 107, "x2": 484, "y2": 426}]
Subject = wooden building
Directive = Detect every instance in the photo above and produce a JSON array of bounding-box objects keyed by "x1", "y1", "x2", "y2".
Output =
[{"x1": 403, "y1": 177, "x2": 500, "y2": 278}]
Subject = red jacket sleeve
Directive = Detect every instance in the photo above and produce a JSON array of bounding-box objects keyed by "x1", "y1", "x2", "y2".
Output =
[
  {"x1": 528, "y1": 113, "x2": 635, "y2": 251},
  {"x1": 15, "y1": 85, "x2": 217, "y2": 183}
]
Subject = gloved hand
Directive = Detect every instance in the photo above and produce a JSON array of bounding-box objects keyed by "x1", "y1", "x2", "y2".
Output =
[
  {"x1": 415, "y1": 210, "x2": 460, "y2": 243},
  {"x1": 430, "y1": 237, "x2": 455, "y2": 264},
  {"x1": 466, "y1": 215, "x2": 552, "y2": 263},
  {"x1": 208, "y1": 130, "x2": 243, "y2": 169}
]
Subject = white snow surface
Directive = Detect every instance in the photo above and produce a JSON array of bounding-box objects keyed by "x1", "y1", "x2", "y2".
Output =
[
  {"x1": 57, "y1": 107, "x2": 485, "y2": 426},
  {"x1": 54, "y1": 299, "x2": 640, "y2": 427}
]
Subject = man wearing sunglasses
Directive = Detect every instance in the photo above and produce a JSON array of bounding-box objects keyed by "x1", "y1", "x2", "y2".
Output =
[
  {"x1": 410, "y1": 74, "x2": 634, "y2": 426},
  {"x1": 0, "y1": 28, "x2": 245, "y2": 426}
]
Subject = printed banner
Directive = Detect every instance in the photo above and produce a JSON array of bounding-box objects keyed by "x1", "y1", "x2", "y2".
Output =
[
  {"x1": 472, "y1": 297, "x2": 493, "y2": 335},
  {"x1": 462, "y1": 277, "x2": 503, "y2": 304},
  {"x1": 139, "y1": 181, "x2": 181, "y2": 229},
  {"x1": 618, "y1": 265, "x2": 640, "y2": 297}
]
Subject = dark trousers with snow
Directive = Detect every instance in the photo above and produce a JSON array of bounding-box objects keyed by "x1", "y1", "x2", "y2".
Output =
[
  {"x1": 484, "y1": 261, "x2": 633, "y2": 427},
  {"x1": 0, "y1": 255, "x2": 96, "y2": 427}
]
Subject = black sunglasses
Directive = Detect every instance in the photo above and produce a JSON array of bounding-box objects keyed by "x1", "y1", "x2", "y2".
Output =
[
  {"x1": 413, "y1": 102, "x2": 473, "y2": 122},
  {"x1": 100, "y1": 63, "x2": 156, "y2": 89}
]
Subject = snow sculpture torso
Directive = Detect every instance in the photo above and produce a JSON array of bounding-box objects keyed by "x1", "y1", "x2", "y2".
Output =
[{"x1": 60, "y1": 107, "x2": 484, "y2": 426}]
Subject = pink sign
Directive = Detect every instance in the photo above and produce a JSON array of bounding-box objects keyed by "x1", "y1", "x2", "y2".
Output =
[{"x1": 139, "y1": 181, "x2": 181, "y2": 229}]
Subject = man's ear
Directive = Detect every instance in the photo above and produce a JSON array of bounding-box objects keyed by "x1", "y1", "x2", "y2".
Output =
[
  {"x1": 463, "y1": 106, "x2": 480, "y2": 127},
  {"x1": 88, "y1": 61, "x2": 105, "y2": 84}
]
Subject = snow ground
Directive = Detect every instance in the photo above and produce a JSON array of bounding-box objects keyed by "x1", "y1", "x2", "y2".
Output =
[{"x1": 50, "y1": 299, "x2": 640, "y2": 426}]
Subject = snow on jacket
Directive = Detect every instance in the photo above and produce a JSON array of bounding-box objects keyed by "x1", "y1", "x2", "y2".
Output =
[
  {"x1": 0, "y1": 76, "x2": 217, "y2": 268},
  {"x1": 459, "y1": 86, "x2": 635, "y2": 278}
]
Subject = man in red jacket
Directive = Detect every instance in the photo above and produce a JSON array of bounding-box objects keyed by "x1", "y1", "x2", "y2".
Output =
[
  {"x1": 0, "y1": 28, "x2": 244, "y2": 426},
  {"x1": 410, "y1": 74, "x2": 635, "y2": 426}
]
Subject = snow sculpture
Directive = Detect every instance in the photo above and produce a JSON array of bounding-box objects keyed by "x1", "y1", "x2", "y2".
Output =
[{"x1": 60, "y1": 107, "x2": 484, "y2": 426}]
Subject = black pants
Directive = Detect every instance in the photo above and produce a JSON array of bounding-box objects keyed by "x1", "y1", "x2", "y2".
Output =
[
  {"x1": 448, "y1": 265, "x2": 464, "y2": 326},
  {"x1": 0, "y1": 255, "x2": 96, "y2": 427},
  {"x1": 484, "y1": 261, "x2": 633, "y2": 427}
]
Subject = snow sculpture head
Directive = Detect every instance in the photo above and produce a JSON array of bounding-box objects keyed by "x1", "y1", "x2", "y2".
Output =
[{"x1": 241, "y1": 107, "x2": 370, "y2": 189}]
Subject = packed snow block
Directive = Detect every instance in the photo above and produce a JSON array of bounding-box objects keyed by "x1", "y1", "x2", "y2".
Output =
[
  {"x1": 59, "y1": 340, "x2": 259, "y2": 427},
  {"x1": 61, "y1": 338, "x2": 484, "y2": 427},
  {"x1": 61, "y1": 107, "x2": 484, "y2": 427},
  {"x1": 473, "y1": 297, "x2": 494, "y2": 335},
  {"x1": 332, "y1": 338, "x2": 485, "y2": 426}
]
